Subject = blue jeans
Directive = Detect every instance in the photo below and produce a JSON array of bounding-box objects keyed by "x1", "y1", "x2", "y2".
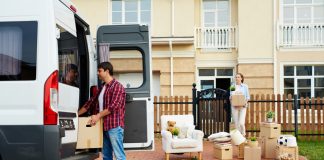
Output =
[{"x1": 102, "y1": 126, "x2": 126, "y2": 160}]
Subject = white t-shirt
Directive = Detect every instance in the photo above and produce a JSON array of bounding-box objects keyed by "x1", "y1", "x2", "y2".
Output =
[{"x1": 98, "y1": 85, "x2": 106, "y2": 112}]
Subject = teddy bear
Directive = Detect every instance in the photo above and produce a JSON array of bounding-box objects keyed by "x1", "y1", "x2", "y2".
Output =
[{"x1": 167, "y1": 120, "x2": 176, "y2": 133}]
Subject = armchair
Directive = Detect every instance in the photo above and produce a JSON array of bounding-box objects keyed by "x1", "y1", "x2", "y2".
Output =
[{"x1": 161, "y1": 115, "x2": 204, "y2": 160}]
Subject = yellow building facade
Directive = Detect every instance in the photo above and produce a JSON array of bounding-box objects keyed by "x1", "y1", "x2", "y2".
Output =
[{"x1": 72, "y1": 0, "x2": 324, "y2": 98}]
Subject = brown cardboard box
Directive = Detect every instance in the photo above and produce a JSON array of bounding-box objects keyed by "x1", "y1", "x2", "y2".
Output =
[
  {"x1": 214, "y1": 143, "x2": 232, "y2": 160},
  {"x1": 275, "y1": 145, "x2": 298, "y2": 160},
  {"x1": 244, "y1": 146, "x2": 261, "y2": 160},
  {"x1": 238, "y1": 143, "x2": 245, "y2": 159},
  {"x1": 259, "y1": 136, "x2": 278, "y2": 158},
  {"x1": 76, "y1": 117, "x2": 103, "y2": 149},
  {"x1": 260, "y1": 122, "x2": 281, "y2": 138},
  {"x1": 231, "y1": 94, "x2": 246, "y2": 106}
]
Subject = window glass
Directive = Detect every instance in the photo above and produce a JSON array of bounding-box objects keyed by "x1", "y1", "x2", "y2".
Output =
[
  {"x1": 298, "y1": 89, "x2": 311, "y2": 98},
  {"x1": 203, "y1": 0, "x2": 229, "y2": 27},
  {"x1": 112, "y1": 0, "x2": 151, "y2": 25},
  {"x1": 57, "y1": 26, "x2": 79, "y2": 87},
  {"x1": 296, "y1": 0, "x2": 312, "y2": 4},
  {"x1": 315, "y1": 89, "x2": 324, "y2": 97},
  {"x1": 283, "y1": 0, "x2": 294, "y2": 4},
  {"x1": 199, "y1": 69, "x2": 215, "y2": 76},
  {"x1": 0, "y1": 21, "x2": 37, "y2": 81},
  {"x1": 112, "y1": 0, "x2": 122, "y2": 11},
  {"x1": 217, "y1": 69, "x2": 233, "y2": 76},
  {"x1": 283, "y1": 7, "x2": 294, "y2": 23},
  {"x1": 296, "y1": 66, "x2": 312, "y2": 76},
  {"x1": 284, "y1": 89, "x2": 294, "y2": 96},
  {"x1": 314, "y1": 6, "x2": 324, "y2": 23},
  {"x1": 315, "y1": 66, "x2": 324, "y2": 75},
  {"x1": 284, "y1": 66, "x2": 294, "y2": 76},
  {"x1": 315, "y1": 78, "x2": 324, "y2": 87},
  {"x1": 297, "y1": 7, "x2": 311, "y2": 23},
  {"x1": 110, "y1": 50, "x2": 143, "y2": 88},
  {"x1": 284, "y1": 78, "x2": 294, "y2": 88},
  {"x1": 297, "y1": 79, "x2": 311, "y2": 87}
]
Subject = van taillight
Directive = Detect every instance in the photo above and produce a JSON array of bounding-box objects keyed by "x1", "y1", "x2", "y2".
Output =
[{"x1": 44, "y1": 70, "x2": 58, "y2": 125}]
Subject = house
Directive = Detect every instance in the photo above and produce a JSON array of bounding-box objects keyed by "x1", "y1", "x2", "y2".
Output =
[{"x1": 72, "y1": 0, "x2": 324, "y2": 98}]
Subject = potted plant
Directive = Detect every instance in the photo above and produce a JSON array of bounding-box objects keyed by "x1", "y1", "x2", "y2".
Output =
[
  {"x1": 248, "y1": 136, "x2": 258, "y2": 148},
  {"x1": 266, "y1": 111, "x2": 275, "y2": 123},
  {"x1": 172, "y1": 127, "x2": 180, "y2": 139},
  {"x1": 229, "y1": 85, "x2": 236, "y2": 91}
]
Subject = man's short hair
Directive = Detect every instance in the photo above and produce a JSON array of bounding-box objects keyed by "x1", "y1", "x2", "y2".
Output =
[
  {"x1": 65, "y1": 63, "x2": 78, "y2": 72},
  {"x1": 98, "y1": 62, "x2": 113, "y2": 76}
]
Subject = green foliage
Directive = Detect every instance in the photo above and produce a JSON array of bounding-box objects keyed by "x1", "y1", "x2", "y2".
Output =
[
  {"x1": 250, "y1": 137, "x2": 257, "y2": 141},
  {"x1": 172, "y1": 127, "x2": 179, "y2": 136},
  {"x1": 229, "y1": 85, "x2": 236, "y2": 91},
  {"x1": 191, "y1": 156, "x2": 198, "y2": 160},
  {"x1": 266, "y1": 111, "x2": 275, "y2": 118}
]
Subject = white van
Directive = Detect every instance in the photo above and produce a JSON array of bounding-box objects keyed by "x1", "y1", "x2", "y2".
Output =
[{"x1": 0, "y1": 0, "x2": 153, "y2": 159}]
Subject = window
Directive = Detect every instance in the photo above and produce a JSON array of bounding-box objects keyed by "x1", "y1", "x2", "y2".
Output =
[
  {"x1": 109, "y1": 50, "x2": 143, "y2": 88},
  {"x1": 202, "y1": 0, "x2": 230, "y2": 27},
  {"x1": 197, "y1": 68, "x2": 233, "y2": 91},
  {"x1": 57, "y1": 25, "x2": 79, "y2": 88},
  {"x1": 0, "y1": 21, "x2": 37, "y2": 81},
  {"x1": 283, "y1": 65, "x2": 324, "y2": 98},
  {"x1": 282, "y1": 0, "x2": 324, "y2": 23},
  {"x1": 112, "y1": 0, "x2": 151, "y2": 25}
]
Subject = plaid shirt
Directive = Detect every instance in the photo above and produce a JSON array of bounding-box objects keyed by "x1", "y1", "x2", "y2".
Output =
[{"x1": 83, "y1": 79, "x2": 126, "y2": 131}]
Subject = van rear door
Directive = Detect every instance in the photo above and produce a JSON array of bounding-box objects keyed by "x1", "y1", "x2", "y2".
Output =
[{"x1": 96, "y1": 24, "x2": 153, "y2": 150}]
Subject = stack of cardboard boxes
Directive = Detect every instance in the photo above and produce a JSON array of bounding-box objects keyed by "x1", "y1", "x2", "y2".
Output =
[{"x1": 259, "y1": 122, "x2": 281, "y2": 159}]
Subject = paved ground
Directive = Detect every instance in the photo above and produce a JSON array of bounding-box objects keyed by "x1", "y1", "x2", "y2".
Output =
[{"x1": 124, "y1": 134, "x2": 308, "y2": 160}]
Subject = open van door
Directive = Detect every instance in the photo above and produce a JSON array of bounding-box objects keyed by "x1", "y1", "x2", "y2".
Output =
[{"x1": 96, "y1": 25, "x2": 153, "y2": 150}]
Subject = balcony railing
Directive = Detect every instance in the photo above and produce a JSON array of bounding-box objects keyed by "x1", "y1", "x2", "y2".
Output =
[
  {"x1": 195, "y1": 27, "x2": 237, "y2": 49},
  {"x1": 277, "y1": 24, "x2": 324, "y2": 48}
]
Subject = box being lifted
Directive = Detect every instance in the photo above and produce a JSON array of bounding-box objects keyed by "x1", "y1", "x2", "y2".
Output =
[
  {"x1": 231, "y1": 93, "x2": 246, "y2": 107},
  {"x1": 76, "y1": 117, "x2": 103, "y2": 149}
]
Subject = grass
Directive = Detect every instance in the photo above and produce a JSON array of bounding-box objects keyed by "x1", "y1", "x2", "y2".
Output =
[{"x1": 298, "y1": 140, "x2": 324, "y2": 160}]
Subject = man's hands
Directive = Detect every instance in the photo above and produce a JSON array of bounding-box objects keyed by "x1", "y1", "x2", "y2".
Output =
[{"x1": 87, "y1": 114, "x2": 100, "y2": 126}]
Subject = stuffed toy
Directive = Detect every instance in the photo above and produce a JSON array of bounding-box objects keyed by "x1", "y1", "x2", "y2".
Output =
[{"x1": 167, "y1": 121, "x2": 176, "y2": 133}]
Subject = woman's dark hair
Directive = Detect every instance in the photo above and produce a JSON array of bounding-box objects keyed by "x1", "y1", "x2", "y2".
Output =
[
  {"x1": 237, "y1": 73, "x2": 244, "y2": 83},
  {"x1": 98, "y1": 62, "x2": 114, "y2": 76}
]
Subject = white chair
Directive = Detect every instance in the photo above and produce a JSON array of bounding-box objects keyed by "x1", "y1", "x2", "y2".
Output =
[{"x1": 161, "y1": 115, "x2": 204, "y2": 160}]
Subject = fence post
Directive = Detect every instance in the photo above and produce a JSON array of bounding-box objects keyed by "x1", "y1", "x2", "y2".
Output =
[
  {"x1": 192, "y1": 83, "x2": 197, "y2": 127},
  {"x1": 294, "y1": 94, "x2": 298, "y2": 139}
]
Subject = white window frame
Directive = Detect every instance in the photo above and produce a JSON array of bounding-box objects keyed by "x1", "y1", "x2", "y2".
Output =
[
  {"x1": 197, "y1": 68, "x2": 234, "y2": 91},
  {"x1": 280, "y1": 0, "x2": 324, "y2": 24},
  {"x1": 201, "y1": 0, "x2": 232, "y2": 27},
  {"x1": 110, "y1": 0, "x2": 151, "y2": 25},
  {"x1": 281, "y1": 63, "x2": 324, "y2": 98}
]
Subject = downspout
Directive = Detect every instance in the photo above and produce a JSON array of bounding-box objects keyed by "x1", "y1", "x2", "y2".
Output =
[
  {"x1": 170, "y1": 0, "x2": 174, "y2": 96},
  {"x1": 273, "y1": 0, "x2": 277, "y2": 94},
  {"x1": 169, "y1": 40, "x2": 174, "y2": 96}
]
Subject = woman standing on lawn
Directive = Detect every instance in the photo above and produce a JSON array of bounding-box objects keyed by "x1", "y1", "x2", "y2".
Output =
[{"x1": 230, "y1": 73, "x2": 250, "y2": 136}]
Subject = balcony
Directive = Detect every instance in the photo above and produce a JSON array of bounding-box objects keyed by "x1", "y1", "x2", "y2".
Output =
[
  {"x1": 277, "y1": 24, "x2": 324, "y2": 49},
  {"x1": 194, "y1": 27, "x2": 237, "y2": 50}
]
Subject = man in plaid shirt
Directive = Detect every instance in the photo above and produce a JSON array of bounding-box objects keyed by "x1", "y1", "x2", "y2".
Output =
[{"x1": 78, "y1": 62, "x2": 126, "y2": 160}]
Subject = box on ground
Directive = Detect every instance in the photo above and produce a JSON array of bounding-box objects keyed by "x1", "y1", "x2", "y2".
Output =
[
  {"x1": 231, "y1": 93, "x2": 246, "y2": 106},
  {"x1": 214, "y1": 143, "x2": 232, "y2": 160},
  {"x1": 259, "y1": 136, "x2": 277, "y2": 159},
  {"x1": 244, "y1": 146, "x2": 261, "y2": 160},
  {"x1": 260, "y1": 122, "x2": 281, "y2": 138},
  {"x1": 76, "y1": 117, "x2": 103, "y2": 149},
  {"x1": 275, "y1": 145, "x2": 298, "y2": 160}
]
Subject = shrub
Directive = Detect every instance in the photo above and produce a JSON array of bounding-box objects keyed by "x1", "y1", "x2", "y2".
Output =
[{"x1": 266, "y1": 111, "x2": 275, "y2": 119}]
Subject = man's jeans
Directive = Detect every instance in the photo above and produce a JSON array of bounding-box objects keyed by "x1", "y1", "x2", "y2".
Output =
[{"x1": 102, "y1": 126, "x2": 126, "y2": 160}]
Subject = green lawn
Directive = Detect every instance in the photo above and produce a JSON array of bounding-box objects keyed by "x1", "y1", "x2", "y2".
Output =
[{"x1": 298, "y1": 140, "x2": 324, "y2": 160}]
